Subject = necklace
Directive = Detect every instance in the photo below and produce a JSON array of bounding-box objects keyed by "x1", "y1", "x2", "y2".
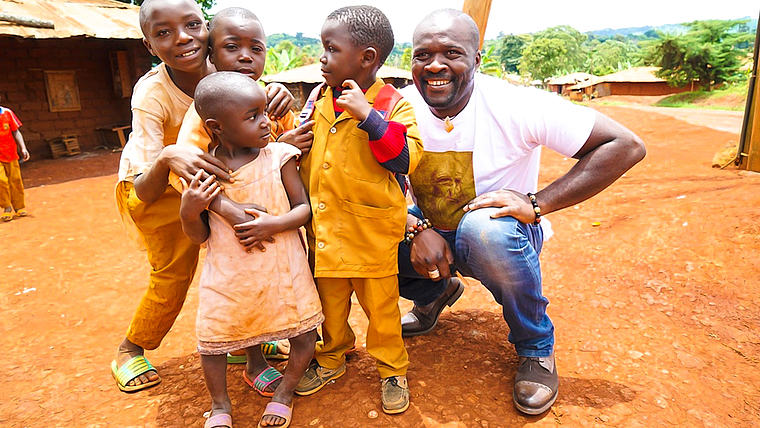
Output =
[{"x1": 443, "y1": 116, "x2": 455, "y2": 133}]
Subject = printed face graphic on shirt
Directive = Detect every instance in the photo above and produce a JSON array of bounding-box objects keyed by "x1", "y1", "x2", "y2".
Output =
[{"x1": 410, "y1": 151, "x2": 475, "y2": 230}]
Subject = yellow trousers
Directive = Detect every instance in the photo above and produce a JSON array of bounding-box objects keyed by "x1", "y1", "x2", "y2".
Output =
[
  {"x1": 315, "y1": 276, "x2": 409, "y2": 378},
  {"x1": 0, "y1": 160, "x2": 25, "y2": 210},
  {"x1": 116, "y1": 181, "x2": 200, "y2": 350}
]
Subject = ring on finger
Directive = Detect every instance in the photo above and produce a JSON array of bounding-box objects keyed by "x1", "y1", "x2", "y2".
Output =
[{"x1": 428, "y1": 268, "x2": 440, "y2": 279}]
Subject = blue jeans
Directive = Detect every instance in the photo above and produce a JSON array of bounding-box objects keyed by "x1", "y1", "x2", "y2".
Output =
[{"x1": 398, "y1": 205, "x2": 554, "y2": 357}]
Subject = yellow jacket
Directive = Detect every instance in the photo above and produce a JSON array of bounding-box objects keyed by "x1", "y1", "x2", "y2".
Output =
[{"x1": 299, "y1": 78, "x2": 424, "y2": 278}]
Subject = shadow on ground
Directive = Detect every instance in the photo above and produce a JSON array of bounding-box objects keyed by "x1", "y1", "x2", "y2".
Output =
[{"x1": 145, "y1": 309, "x2": 635, "y2": 427}]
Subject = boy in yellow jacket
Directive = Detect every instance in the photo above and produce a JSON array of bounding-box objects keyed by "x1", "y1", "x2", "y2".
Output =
[{"x1": 293, "y1": 5, "x2": 423, "y2": 415}]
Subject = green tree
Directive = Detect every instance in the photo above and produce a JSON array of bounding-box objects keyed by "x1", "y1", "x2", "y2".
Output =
[
  {"x1": 499, "y1": 34, "x2": 531, "y2": 73},
  {"x1": 518, "y1": 25, "x2": 587, "y2": 81},
  {"x1": 115, "y1": 0, "x2": 215, "y2": 18},
  {"x1": 588, "y1": 39, "x2": 637, "y2": 76},
  {"x1": 642, "y1": 19, "x2": 753, "y2": 91},
  {"x1": 479, "y1": 46, "x2": 504, "y2": 78},
  {"x1": 264, "y1": 41, "x2": 303, "y2": 75}
]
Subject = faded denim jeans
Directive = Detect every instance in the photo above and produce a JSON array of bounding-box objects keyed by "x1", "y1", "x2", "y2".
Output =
[{"x1": 398, "y1": 205, "x2": 554, "y2": 357}]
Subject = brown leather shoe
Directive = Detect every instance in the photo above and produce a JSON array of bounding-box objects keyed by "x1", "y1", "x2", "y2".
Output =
[
  {"x1": 401, "y1": 278, "x2": 464, "y2": 337},
  {"x1": 513, "y1": 353, "x2": 558, "y2": 415}
]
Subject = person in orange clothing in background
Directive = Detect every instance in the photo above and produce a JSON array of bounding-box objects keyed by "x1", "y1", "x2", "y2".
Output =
[{"x1": 0, "y1": 96, "x2": 30, "y2": 222}]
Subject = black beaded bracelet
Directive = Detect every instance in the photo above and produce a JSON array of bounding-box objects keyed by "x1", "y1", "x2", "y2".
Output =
[
  {"x1": 403, "y1": 218, "x2": 433, "y2": 245},
  {"x1": 527, "y1": 192, "x2": 541, "y2": 225}
]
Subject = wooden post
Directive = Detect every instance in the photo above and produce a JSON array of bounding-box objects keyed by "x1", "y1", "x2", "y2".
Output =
[
  {"x1": 462, "y1": 0, "x2": 493, "y2": 50},
  {"x1": 0, "y1": 13, "x2": 55, "y2": 29},
  {"x1": 738, "y1": 11, "x2": 760, "y2": 172}
]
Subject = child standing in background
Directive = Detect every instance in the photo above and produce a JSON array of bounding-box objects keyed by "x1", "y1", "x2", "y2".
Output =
[
  {"x1": 294, "y1": 5, "x2": 424, "y2": 415},
  {"x1": 0, "y1": 97, "x2": 30, "y2": 222},
  {"x1": 180, "y1": 71, "x2": 321, "y2": 428}
]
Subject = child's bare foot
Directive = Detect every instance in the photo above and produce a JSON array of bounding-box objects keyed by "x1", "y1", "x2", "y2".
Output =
[
  {"x1": 205, "y1": 400, "x2": 232, "y2": 428},
  {"x1": 113, "y1": 338, "x2": 160, "y2": 389},
  {"x1": 259, "y1": 396, "x2": 292, "y2": 427}
]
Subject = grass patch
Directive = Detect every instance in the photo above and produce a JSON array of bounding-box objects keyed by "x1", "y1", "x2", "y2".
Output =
[{"x1": 654, "y1": 83, "x2": 749, "y2": 111}]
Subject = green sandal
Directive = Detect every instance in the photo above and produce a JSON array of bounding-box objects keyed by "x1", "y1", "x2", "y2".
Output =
[
  {"x1": 111, "y1": 355, "x2": 161, "y2": 393},
  {"x1": 227, "y1": 341, "x2": 289, "y2": 364}
]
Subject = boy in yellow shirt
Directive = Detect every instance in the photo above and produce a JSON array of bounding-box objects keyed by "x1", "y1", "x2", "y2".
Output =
[
  {"x1": 293, "y1": 5, "x2": 423, "y2": 415},
  {"x1": 111, "y1": 0, "x2": 294, "y2": 393}
]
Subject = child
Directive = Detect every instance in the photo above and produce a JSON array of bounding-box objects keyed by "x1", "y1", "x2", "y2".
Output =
[
  {"x1": 0, "y1": 97, "x2": 29, "y2": 222},
  {"x1": 293, "y1": 6, "x2": 424, "y2": 415},
  {"x1": 172, "y1": 7, "x2": 310, "y2": 386},
  {"x1": 112, "y1": 0, "x2": 293, "y2": 393},
  {"x1": 175, "y1": 7, "x2": 313, "y2": 171},
  {"x1": 180, "y1": 71, "x2": 321, "y2": 428}
]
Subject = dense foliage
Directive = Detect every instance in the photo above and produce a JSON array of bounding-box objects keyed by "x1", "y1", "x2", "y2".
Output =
[{"x1": 119, "y1": 2, "x2": 755, "y2": 89}]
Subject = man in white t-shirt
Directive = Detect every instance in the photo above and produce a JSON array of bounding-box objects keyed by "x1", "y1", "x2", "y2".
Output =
[{"x1": 397, "y1": 9, "x2": 646, "y2": 415}]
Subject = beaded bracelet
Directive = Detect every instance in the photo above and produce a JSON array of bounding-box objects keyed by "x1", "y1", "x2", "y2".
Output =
[
  {"x1": 403, "y1": 218, "x2": 433, "y2": 245},
  {"x1": 527, "y1": 192, "x2": 541, "y2": 225}
]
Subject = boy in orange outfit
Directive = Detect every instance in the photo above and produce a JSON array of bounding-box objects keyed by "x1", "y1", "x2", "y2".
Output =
[
  {"x1": 293, "y1": 5, "x2": 423, "y2": 415},
  {"x1": 112, "y1": 0, "x2": 293, "y2": 393}
]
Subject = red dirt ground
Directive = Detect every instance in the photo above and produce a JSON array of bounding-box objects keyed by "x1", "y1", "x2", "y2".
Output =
[{"x1": 2, "y1": 101, "x2": 759, "y2": 427}]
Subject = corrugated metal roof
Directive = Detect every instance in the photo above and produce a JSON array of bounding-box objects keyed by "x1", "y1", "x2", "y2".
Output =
[
  {"x1": 261, "y1": 63, "x2": 412, "y2": 84},
  {"x1": 597, "y1": 67, "x2": 664, "y2": 83},
  {"x1": 546, "y1": 72, "x2": 595, "y2": 86},
  {"x1": 566, "y1": 67, "x2": 665, "y2": 90},
  {"x1": 0, "y1": 0, "x2": 141, "y2": 39}
]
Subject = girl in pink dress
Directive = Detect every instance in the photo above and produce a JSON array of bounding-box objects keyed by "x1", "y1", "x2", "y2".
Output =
[{"x1": 180, "y1": 72, "x2": 322, "y2": 428}]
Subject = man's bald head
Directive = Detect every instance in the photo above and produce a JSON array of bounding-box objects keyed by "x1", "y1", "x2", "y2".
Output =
[{"x1": 413, "y1": 9, "x2": 481, "y2": 53}]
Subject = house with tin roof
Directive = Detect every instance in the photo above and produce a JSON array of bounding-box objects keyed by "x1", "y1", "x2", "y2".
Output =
[
  {"x1": 565, "y1": 67, "x2": 691, "y2": 100},
  {"x1": 261, "y1": 63, "x2": 413, "y2": 111},
  {"x1": 0, "y1": 0, "x2": 152, "y2": 158}
]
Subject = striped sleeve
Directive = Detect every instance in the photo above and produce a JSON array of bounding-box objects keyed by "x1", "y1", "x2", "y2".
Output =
[{"x1": 358, "y1": 110, "x2": 410, "y2": 174}]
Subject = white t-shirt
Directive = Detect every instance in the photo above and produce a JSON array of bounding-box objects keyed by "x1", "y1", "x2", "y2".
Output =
[{"x1": 400, "y1": 73, "x2": 596, "y2": 237}]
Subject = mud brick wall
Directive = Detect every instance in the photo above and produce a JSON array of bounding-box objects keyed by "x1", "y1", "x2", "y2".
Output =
[{"x1": 0, "y1": 37, "x2": 152, "y2": 159}]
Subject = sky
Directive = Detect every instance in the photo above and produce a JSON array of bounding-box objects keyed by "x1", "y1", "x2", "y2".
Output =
[{"x1": 211, "y1": 0, "x2": 759, "y2": 44}]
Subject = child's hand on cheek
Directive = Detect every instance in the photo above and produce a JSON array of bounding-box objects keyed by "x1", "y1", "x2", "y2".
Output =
[{"x1": 336, "y1": 79, "x2": 372, "y2": 122}]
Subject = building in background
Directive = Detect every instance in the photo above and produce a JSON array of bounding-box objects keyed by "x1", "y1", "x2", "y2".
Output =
[{"x1": 0, "y1": 0, "x2": 152, "y2": 159}]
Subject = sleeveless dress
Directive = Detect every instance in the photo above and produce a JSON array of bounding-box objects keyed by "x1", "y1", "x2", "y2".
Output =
[{"x1": 196, "y1": 143, "x2": 323, "y2": 355}]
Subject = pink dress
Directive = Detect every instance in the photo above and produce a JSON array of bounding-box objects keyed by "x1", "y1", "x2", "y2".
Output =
[{"x1": 196, "y1": 143, "x2": 323, "y2": 355}]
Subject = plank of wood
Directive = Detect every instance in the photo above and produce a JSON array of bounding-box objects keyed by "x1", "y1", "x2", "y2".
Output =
[
  {"x1": 462, "y1": 0, "x2": 492, "y2": 50},
  {"x1": 0, "y1": 13, "x2": 55, "y2": 29}
]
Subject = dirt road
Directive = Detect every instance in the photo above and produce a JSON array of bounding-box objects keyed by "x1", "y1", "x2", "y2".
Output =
[{"x1": 2, "y1": 103, "x2": 759, "y2": 427}]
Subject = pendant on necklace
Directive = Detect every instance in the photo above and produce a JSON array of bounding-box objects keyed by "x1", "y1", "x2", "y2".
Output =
[{"x1": 444, "y1": 116, "x2": 454, "y2": 133}]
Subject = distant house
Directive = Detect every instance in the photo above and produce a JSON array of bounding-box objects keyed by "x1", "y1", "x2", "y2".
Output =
[
  {"x1": 545, "y1": 72, "x2": 595, "y2": 95},
  {"x1": 565, "y1": 67, "x2": 691, "y2": 99},
  {"x1": 261, "y1": 63, "x2": 413, "y2": 111},
  {"x1": 0, "y1": 0, "x2": 152, "y2": 159}
]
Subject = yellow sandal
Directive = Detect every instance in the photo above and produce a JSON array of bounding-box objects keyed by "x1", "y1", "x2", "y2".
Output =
[{"x1": 1, "y1": 212, "x2": 12, "y2": 222}]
